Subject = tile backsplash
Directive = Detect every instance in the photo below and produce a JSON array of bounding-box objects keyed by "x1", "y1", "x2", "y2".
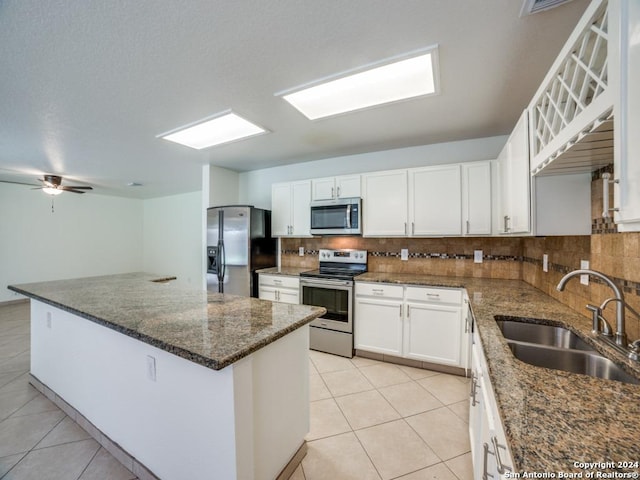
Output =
[{"x1": 281, "y1": 165, "x2": 640, "y2": 341}]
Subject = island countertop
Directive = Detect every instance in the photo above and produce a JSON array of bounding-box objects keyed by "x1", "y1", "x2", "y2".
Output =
[
  {"x1": 356, "y1": 272, "x2": 640, "y2": 473},
  {"x1": 8, "y1": 272, "x2": 326, "y2": 371}
]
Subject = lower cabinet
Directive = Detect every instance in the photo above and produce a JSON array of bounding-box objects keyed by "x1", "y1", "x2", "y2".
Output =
[
  {"x1": 354, "y1": 282, "x2": 469, "y2": 369},
  {"x1": 258, "y1": 274, "x2": 300, "y2": 305},
  {"x1": 469, "y1": 325, "x2": 514, "y2": 479}
]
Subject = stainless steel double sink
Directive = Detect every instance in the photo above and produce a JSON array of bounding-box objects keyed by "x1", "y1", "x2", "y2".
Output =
[{"x1": 495, "y1": 318, "x2": 640, "y2": 385}]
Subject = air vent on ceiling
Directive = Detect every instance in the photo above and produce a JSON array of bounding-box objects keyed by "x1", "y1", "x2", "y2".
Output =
[{"x1": 520, "y1": 0, "x2": 574, "y2": 16}]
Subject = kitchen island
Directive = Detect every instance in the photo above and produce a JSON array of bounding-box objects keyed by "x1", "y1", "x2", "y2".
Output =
[{"x1": 8, "y1": 273, "x2": 326, "y2": 480}]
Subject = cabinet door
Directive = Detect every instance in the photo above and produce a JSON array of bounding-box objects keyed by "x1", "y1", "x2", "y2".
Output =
[
  {"x1": 278, "y1": 288, "x2": 300, "y2": 305},
  {"x1": 409, "y1": 165, "x2": 462, "y2": 236},
  {"x1": 271, "y1": 184, "x2": 292, "y2": 236},
  {"x1": 404, "y1": 303, "x2": 462, "y2": 366},
  {"x1": 613, "y1": 0, "x2": 640, "y2": 231},
  {"x1": 354, "y1": 298, "x2": 403, "y2": 356},
  {"x1": 469, "y1": 344, "x2": 484, "y2": 480},
  {"x1": 336, "y1": 175, "x2": 361, "y2": 198},
  {"x1": 362, "y1": 170, "x2": 408, "y2": 236},
  {"x1": 462, "y1": 162, "x2": 492, "y2": 235},
  {"x1": 311, "y1": 177, "x2": 336, "y2": 201},
  {"x1": 500, "y1": 110, "x2": 531, "y2": 234},
  {"x1": 290, "y1": 181, "x2": 311, "y2": 236},
  {"x1": 258, "y1": 286, "x2": 278, "y2": 302}
]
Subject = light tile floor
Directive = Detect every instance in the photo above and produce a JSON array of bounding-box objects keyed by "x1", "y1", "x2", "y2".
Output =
[
  {"x1": 0, "y1": 301, "x2": 473, "y2": 480},
  {"x1": 293, "y1": 350, "x2": 473, "y2": 480},
  {"x1": 0, "y1": 302, "x2": 136, "y2": 480}
]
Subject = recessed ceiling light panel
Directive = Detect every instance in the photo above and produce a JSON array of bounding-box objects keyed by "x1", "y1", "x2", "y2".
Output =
[
  {"x1": 158, "y1": 111, "x2": 268, "y2": 150},
  {"x1": 277, "y1": 46, "x2": 440, "y2": 120}
]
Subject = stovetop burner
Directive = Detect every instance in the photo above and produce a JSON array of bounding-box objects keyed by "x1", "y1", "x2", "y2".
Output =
[{"x1": 300, "y1": 249, "x2": 367, "y2": 280}]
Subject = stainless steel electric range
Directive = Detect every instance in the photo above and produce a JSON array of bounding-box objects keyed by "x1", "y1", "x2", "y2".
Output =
[{"x1": 299, "y1": 249, "x2": 367, "y2": 358}]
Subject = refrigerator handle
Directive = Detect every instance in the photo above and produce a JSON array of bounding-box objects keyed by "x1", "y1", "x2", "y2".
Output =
[{"x1": 219, "y1": 241, "x2": 226, "y2": 290}]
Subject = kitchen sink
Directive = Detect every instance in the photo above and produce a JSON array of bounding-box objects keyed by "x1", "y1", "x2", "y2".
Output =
[
  {"x1": 507, "y1": 341, "x2": 640, "y2": 385},
  {"x1": 496, "y1": 319, "x2": 594, "y2": 351}
]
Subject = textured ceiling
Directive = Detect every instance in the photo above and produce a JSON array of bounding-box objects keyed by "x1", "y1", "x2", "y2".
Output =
[{"x1": 0, "y1": 0, "x2": 589, "y2": 198}]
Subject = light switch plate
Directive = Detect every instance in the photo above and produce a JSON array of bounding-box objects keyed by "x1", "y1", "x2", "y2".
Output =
[
  {"x1": 474, "y1": 250, "x2": 483, "y2": 263},
  {"x1": 400, "y1": 249, "x2": 408, "y2": 261},
  {"x1": 298, "y1": 247, "x2": 304, "y2": 257},
  {"x1": 543, "y1": 254, "x2": 549, "y2": 272},
  {"x1": 580, "y1": 260, "x2": 589, "y2": 285}
]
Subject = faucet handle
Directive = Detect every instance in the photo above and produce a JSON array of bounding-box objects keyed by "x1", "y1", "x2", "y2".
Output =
[
  {"x1": 629, "y1": 340, "x2": 640, "y2": 361},
  {"x1": 586, "y1": 304, "x2": 613, "y2": 336}
]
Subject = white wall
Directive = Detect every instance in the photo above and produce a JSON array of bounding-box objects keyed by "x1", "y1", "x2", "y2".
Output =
[
  {"x1": 0, "y1": 183, "x2": 143, "y2": 303},
  {"x1": 239, "y1": 136, "x2": 508, "y2": 209},
  {"x1": 209, "y1": 165, "x2": 239, "y2": 207},
  {"x1": 142, "y1": 191, "x2": 203, "y2": 288}
]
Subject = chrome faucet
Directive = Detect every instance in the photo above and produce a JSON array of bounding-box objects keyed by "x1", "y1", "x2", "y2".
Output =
[{"x1": 556, "y1": 269, "x2": 627, "y2": 347}]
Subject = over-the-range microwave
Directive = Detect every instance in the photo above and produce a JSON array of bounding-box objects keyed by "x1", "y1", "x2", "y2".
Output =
[{"x1": 310, "y1": 197, "x2": 361, "y2": 235}]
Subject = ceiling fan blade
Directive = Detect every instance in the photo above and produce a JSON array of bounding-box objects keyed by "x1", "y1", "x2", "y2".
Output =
[
  {"x1": 0, "y1": 179, "x2": 41, "y2": 187},
  {"x1": 59, "y1": 187, "x2": 86, "y2": 194}
]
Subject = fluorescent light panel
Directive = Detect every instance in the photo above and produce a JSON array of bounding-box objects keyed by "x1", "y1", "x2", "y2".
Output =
[
  {"x1": 159, "y1": 112, "x2": 266, "y2": 150},
  {"x1": 280, "y1": 48, "x2": 439, "y2": 120}
]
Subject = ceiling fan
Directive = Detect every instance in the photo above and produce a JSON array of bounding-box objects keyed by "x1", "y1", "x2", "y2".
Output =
[{"x1": 0, "y1": 174, "x2": 93, "y2": 195}]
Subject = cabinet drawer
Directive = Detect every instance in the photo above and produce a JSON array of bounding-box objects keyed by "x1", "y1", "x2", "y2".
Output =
[
  {"x1": 259, "y1": 274, "x2": 300, "y2": 289},
  {"x1": 405, "y1": 286, "x2": 462, "y2": 305},
  {"x1": 355, "y1": 282, "x2": 403, "y2": 299}
]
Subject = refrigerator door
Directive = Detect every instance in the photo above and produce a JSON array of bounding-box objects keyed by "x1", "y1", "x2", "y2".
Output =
[{"x1": 207, "y1": 206, "x2": 251, "y2": 296}]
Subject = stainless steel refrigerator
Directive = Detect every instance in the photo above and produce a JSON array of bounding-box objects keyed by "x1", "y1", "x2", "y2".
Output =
[{"x1": 206, "y1": 206, "x2": 276, "y2": 297}]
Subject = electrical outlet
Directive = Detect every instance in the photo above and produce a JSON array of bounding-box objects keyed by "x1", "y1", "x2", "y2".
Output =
[
  {"x1": 146, "y1": 355, "x2": 157, "y2": 382},
  {"x1": 474, "y1": 250, "x2": 483, "y2": 264},
  {"x1": 400, "y1": 249, "x2": 408, "y2": 261},
  {"x1": 543, "y1": 254, "x2": 549, "y2": 272},
  {"x1": 580, "y1": 260, "x2": 590, "y2": 285},
  {"x1": 46, "y1": 312, "x2": 52, "y2": 329},
  {"x1": 299, "y1": 247, "x2": 305, "y2": 257},
  {"x1": 473, "y1": 291, "x2": 483, "y2": 303}
]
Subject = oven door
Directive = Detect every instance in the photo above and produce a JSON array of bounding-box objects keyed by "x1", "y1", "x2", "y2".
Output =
[{"x1": 300, "y1": 278, "x2": 353, "y2": 333}]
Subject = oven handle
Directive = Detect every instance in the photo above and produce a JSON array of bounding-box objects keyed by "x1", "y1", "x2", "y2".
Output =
[{"x1": 300, "y1": 278, "x2": 353, "y2": 288}]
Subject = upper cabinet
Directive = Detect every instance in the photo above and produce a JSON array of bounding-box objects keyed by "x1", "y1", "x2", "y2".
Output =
[
  {"x1": 362, "y1": 170, "x2": 408, "y2": 236},
  {"x1": 311, "y1": 175, "x2": 361, "y2": 201},
  {"x1": 611, "y1": 0, "x2": 640, "y2": 231},
  {"x1": 409, "y1": 165, "x2": 462, "y2": 236},
  {"x1": 462, "y1": 161, "x2": 493, "y2": 236},
  {"x1": 498, "y1": 110, "x2": 531, "y2": 235},
  {"x1": 271, "y1": 181, "x2": 311, "y2": 237}
]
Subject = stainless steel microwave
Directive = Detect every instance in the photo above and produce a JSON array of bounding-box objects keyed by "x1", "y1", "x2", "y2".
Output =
[{"x1": 310, "y1": 197, "x2": 361, "y2": 235}]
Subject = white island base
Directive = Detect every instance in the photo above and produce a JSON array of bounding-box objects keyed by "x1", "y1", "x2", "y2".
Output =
[{"x1": 29, "y1": 301, "x2": 310, "y2": 480}]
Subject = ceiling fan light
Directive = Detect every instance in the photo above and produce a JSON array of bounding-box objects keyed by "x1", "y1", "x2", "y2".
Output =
[{"x1": 42, "y1": 187, "x2": 63, "y2": 196}]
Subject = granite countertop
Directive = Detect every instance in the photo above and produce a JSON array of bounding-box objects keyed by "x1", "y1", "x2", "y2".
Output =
[
  {"x1": 8, "y1": 273, "x2": 325, "y2": 371},
  {"x1": 256, "y1": 266, "x2": 312, "y2": 276},
  {"x1": 356, "y1": 272, "x2": 640, "y2": 473}
]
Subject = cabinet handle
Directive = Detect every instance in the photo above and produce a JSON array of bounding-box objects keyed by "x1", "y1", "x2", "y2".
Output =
[
  {"x1": 466, "y1": 220, "x2": 470, "y2": 234},
  {"x1": 601, "y1": 172, "x2": 620, "y2": 218},
  {"x1": 372, "y1": 288, "x2": 384, "y2": 296},
  {"x1": 337, "y1": 186, "x2": 341, "y2": 197},
  {"x1": 411, "y1": 222, "x2": 415, "y2": 235},
  {"x1": 400, "y1": 304, "x2": 403, "y2": 317},
  {"x1": 426, "y1": 293, "x2": 440, "y2": 298},
  {"x1": 503, "y1": 215, "x2": 510, "y2": 233},
  {"x1": 470, "y1": 372, "x2": 480, "y2": 406},
  {"x1": 407, "y1": 305, "x2": 410, "y2": 317},
  {"x1": 491, "y1": 436, "x2": 511, "y2": 474},
  {"x1": 482, "y1": 443, "x2": 494, "y2": 480},
  {"x1": 404, "y1": 222, "x2": 408, "y2": 235},
  {"x1": 331, "y1": 187, "x2": 335, "y2": 198}
]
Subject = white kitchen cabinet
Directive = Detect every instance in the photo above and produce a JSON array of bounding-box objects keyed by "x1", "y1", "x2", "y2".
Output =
[
  {"x1": 362, "y1": 170, "x2": 408, "y2": 236},
  {"x1": 612, "y1": 0, "x2": 640, "y2": 232},
  {"x1": 258, "y1": 274, "x2": 300, "y2": 304},
  {"x1": 311, "y1": 175, "x2": 361, "y2": 201},
  {"x1": 355, "y1": 282, "x2": 468, "y2": 369},
  {"x1": 409, "y1": 165, "x2": 462, "y2": 236},
  {"x1": 271, "y1": 181, "x2": 311, "y2": 237},
  {"x1": 462, "y1": 161, "x2": 493, "y2": 235},
  {"x1": 469, "y1": 326, "x2": 514, "y2": 479},
  {"x1": 354, "y1": 283, "x2": 404, "y2": 356},
  {"x1": 498, "y1": 110, "x2": 531, "y2": 235}
]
